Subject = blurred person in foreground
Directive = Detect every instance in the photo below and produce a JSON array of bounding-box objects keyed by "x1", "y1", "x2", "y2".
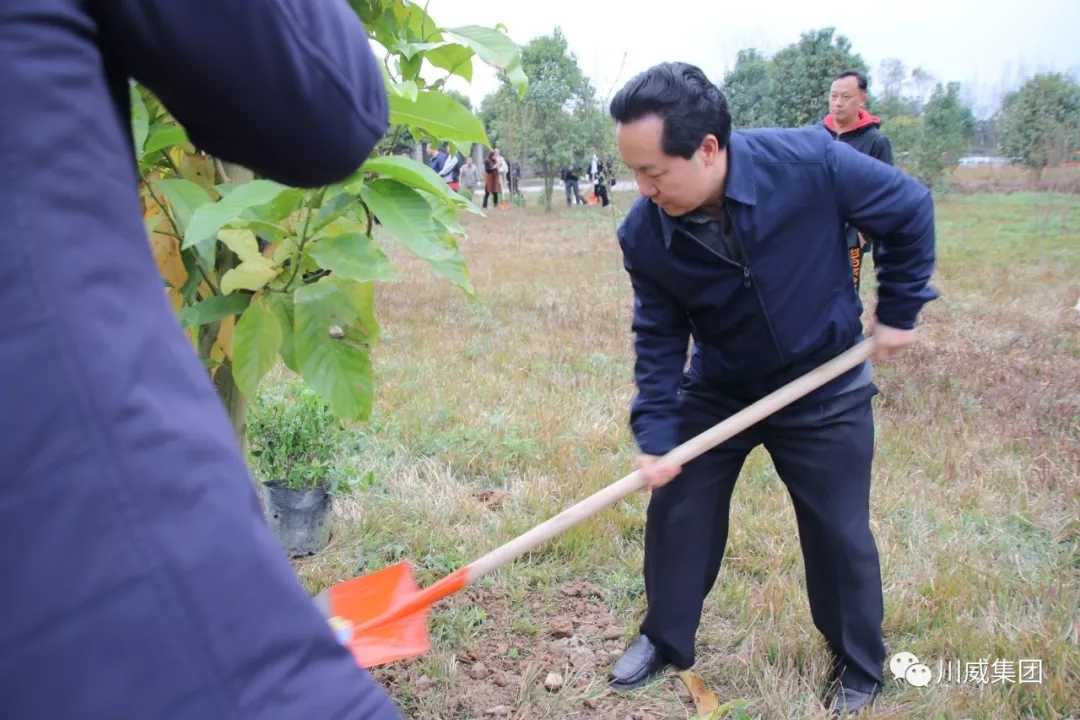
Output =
[
  {"x1": 605, "y1": 62, "x2": 937, "y2": 715},
  {"x1": 1, "y1": 0, "x2": 401, "y2": 718}
]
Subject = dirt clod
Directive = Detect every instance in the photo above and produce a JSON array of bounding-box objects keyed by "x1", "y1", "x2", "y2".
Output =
[
  {"x1": 549, "y1": 617, "x2": 574, "y2": 637},
  {"x1": 469, "y1": 662, "x2": 490, "y2": 680},
  {"x1": 544, "y1": 672, "x2": 564, "y2": 691},
  {"x1": 559, "y1": 580, "x2": 604, "y2": 598},
  {"x1": 485, "y1": 706, "x2": 510, "y2": 716},
  {"x1": 601, "y1": 625, "x2": 624, "y2": 640}
]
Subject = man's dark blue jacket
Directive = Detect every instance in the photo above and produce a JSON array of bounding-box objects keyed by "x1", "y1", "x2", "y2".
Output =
[
  {"x1": 617, "y1": 126, "x2": 938, "y2": 456},
  {"x1": 2, "y1": 1, "x2": 399, "y2": 718}
]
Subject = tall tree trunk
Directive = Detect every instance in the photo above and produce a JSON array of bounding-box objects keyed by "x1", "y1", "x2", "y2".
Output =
[{"x1": 211, "y1": 160, "x2": 253, "y2": 452}]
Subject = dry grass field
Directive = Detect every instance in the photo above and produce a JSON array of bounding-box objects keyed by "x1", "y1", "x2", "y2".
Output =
[{"x1": 285, "y1": 186, "x2": 1079, "y2": 719}]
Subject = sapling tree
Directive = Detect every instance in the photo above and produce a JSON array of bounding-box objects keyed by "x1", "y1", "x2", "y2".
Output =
[{"x1": 134, "y1": 0, "x2": 528, "y2": 449}]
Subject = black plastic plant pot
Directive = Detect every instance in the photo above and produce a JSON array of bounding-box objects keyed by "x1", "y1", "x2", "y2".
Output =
[{"x1": 261, "y1": 480, "x2": 333, "y2": 557}]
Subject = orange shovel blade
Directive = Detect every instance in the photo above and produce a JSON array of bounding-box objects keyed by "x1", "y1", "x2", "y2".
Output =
[
  {"x1": 325, "y1": 561, "x2": 429, "y2": 668},
  {"x1": 324, "y1": 562, "x2": 470, "y2": 669}
]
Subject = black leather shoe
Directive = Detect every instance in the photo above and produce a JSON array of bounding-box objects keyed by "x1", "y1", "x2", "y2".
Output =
[
  {"x1": 828, "y1": 685, "x2": 880, "y2": 716},
  {"x1": 609, "y1": 634, "x2": 671, "y2": 690}
]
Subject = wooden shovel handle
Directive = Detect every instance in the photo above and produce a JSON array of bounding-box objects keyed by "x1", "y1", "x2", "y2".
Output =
[{"x1": 464, "y1": 338, "x2": 876, "y2": 582}]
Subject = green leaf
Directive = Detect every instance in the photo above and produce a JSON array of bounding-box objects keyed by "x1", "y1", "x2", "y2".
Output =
[
  {"x1": 429, "y1": 227, "x2": 475, "y2": 296},
  {"x1": 425, "y1": 43, "x2": 475, "y2": 83},
  {"x1": 180, "y1": 249, "x2": 202, "y2": 305},
  {"x1": 504, "y1": 56, "x2": 529, "y2": 99},
  {"x1": 218, "y1": 229, "x2": 263, "y2": 264},
  {"x1": 252, "y1": 188, "x2": 307, "y2": 225},
  {"x1": 311, "y1": 190, "x2": 358, "y2": 235},
  {"x1": 392, "y1": 80, "x2": 419, "y2": 102},
  {"x1": 360, "y1": 179, "x2": 474, "y2": 295},
  {"x1": 424, "y1": 191, "x2": 467, "y2": 235},
  {"x1": 232, "y1": 297, "x2": 283, "y2": 399},
  {"x1": 154, "y1": 178, "x2": 216, "y2": 269},
  {"x1": 273, "y1": 237, "x2": 300, "y2": 265},
  {"x1": 443, "y1": 25, "x2": 527, "y2": 96},
  {"x1": 306, "y1": 232, "x2": 399, "y2": 284},
  {"x1": 293, "y1": 277, "x2": 378, "y2": 421},
  {"x1": 265, "y1": 293, "x2": 298, "y2": 373},
  {"x1": 222, "y1": 218, "x2": 291, "y2": 242},
  {"x1": 176, "y1": 293, "x2": 252, "y2": 329},
  {"x1": 356, "y1": 154, "x2": 469, "y2": 206},
  {"x1": 143, "y1": 124, "x2": 190, "y2": 156},
  {"x1": 182, "y1": 179, "x2": 293, "y2": 250},
  {"x1": 220, "y1": 257, "x2": 279, "y2": 294},
  {"x1": 153, "y1": 179, "x2": 213, "y2": 233},
  {"x1": 442, "y1": 25, "x2": 518, "y2": 66},
  {"x1": 392, "y1": 0, "x2": 437, "y2": 40},
  {"x1": 359, "y1": 179, "x2": 455, "y2": 261},
  {"x1": 389, "y1": 90, "x2": 489, "y2": 146},
  {"x1": 130, "y1": 83, "x2": 149, "y2": 155}
]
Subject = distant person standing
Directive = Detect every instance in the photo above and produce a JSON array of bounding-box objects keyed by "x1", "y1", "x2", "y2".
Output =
[
  {"x1": 483, "y1": 150, "x2": 502, "y2": 209},
  {"x1": 458, "y1": 155, "x2": 481, "y2": 201},
  {"x1": 822, "y1": 69, "x2": 894, "y2": 292}
]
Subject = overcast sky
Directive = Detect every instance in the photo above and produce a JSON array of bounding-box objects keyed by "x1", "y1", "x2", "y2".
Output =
[{"x1": 432, "y1": 0, "x2": 1079, "y2": 119}]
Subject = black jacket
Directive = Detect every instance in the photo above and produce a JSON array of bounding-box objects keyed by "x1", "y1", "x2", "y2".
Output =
[{"x1": 822, "y1": 109, "x2": 893, "y2": 166}]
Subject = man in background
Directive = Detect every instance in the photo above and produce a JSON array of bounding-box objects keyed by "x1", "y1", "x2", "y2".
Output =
[
  {"x1": 458, "y1": 155, "x2": 482, "y2": 201},
  {"x1": 823, "y1": 69, "x2": 895, "y2": 292},
  {"x1": 2, "y1": 1, "x2": 401, "y2": 718}
]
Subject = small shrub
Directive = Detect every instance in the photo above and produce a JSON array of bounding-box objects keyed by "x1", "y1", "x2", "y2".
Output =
[{"x1": 246, "y1": 380, "x2": 348, "y2": 492}]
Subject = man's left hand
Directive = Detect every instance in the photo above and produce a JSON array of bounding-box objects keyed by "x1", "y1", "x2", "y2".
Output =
[{"x1": 868, "y1": 319, "x2": 917, "y2": 362}]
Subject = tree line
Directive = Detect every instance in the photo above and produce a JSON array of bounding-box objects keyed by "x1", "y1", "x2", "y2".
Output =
[{"x1": 479, "y1": 26, "x2": 1080, "y2": 195}]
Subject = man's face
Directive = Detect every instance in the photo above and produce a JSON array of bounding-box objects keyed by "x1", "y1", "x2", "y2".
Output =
[
  {"x1": 616, "y1": 115, "x2": 720, "y2": 217},
  {"x1": 829, "y1": 76, "x2": 865, "y2": 123}
]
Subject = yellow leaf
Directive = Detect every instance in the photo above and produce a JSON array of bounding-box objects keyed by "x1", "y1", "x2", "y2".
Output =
[
  {"x1": 218, "y1": 229, "x2": 262, "y2": 264},
  {"x1": 272, "y1": 237, "x2": 298, "y2": 265},
  {"x1": 220, "y1": 258, "x2": 279, "y2": 295},
  {"x1": 142, "y1": 184, "x2": 188, "y2": 313},
  {"x1": 179, "y1": 152, "x2": 217, "y2": 189},
  {"x1": 678, "y1": 670, "x2": 718, "y2": 717},
  {"x1": 210, "y1": 314, "x2": 236, "y2": 371}
]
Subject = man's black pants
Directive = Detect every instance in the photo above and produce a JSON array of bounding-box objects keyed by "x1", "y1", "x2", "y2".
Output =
[{"x1": 639, "y1": 377, "x2": 886, "y2": 693}]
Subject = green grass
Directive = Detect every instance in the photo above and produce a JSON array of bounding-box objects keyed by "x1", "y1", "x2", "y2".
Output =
[{"x1": 278, "y1": 190, "x2": 1079, "y2": 719}]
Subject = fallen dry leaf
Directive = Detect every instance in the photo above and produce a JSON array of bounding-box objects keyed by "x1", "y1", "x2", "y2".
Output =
[
  {"x1": 473, "y1": 489, "x2": 510, "y2": 508},
  {"x1": 678, "y1": 670, "x2": 718, "y2": 717}
]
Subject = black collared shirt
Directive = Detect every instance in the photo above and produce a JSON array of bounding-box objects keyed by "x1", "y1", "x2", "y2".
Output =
[{"x1": 678, "y1": 204, "x2": 745, "y2": 266}]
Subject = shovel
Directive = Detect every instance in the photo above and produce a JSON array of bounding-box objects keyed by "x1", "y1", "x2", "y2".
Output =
[{"x1": 314, "y1": 337, "x2": 876, "y2": 669}]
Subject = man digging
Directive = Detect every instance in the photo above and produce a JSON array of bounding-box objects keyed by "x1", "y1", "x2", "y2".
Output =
[{"x1": 605, "y1": 62, "x2": 937, "y2": 715}]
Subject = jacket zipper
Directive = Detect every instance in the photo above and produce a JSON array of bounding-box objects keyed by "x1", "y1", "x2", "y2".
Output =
[
  {"x1": 680, "y1": 228, "x2": 790, "y2": 366},
  {"x1": 682, "y1": 229, "x2": 753, "y2": 289}
]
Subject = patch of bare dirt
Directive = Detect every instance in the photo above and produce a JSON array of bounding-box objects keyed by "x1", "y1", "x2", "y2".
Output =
[{"x1": 372, "y1": 582, "x2": 688, "y2": 719}]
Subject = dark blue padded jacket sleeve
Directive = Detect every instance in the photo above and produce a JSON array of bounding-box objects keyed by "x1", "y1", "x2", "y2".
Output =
[
  {"x1": 98, "y1": 0, "x2": 390, "y2": 187},
  {"x1": 0, "y1": 1, "x2": 399, "y2": 718},
  {"x1": 620, "y1": 228, "x2": 692, "y2": 457},
  {"x1": 827, "y1": 140, "x2": 938, "y2": 330}
]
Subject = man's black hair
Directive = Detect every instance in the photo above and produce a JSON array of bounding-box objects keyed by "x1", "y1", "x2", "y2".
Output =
[
  {"x1": 835, "y1": 69, "x2": 868, "y2": 92},
  {"x1": 608, "y1": 61, "x2": 732, "y2": 159}
]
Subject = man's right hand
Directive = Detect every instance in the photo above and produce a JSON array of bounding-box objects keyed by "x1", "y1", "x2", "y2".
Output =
[{"x1": 635, "y1": 454, "x2": 682, "y2": 490}]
